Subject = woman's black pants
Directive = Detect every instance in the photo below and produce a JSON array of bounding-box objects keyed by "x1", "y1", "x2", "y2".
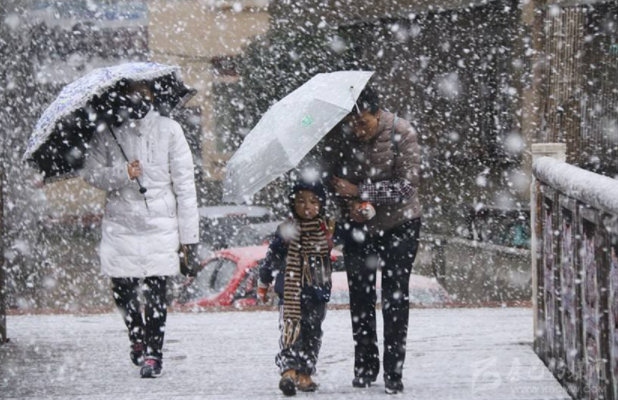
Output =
[
  {"x1": 111, "y1": 277, "x2": 168, "y2": 361},
  {"x1": 343, "y1": 218, "x2": 421, "y2": 383}
]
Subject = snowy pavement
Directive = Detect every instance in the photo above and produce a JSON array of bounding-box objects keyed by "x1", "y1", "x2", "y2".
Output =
[{"x1": 1, "y1": 308, "x2": 570, "y2": 400}]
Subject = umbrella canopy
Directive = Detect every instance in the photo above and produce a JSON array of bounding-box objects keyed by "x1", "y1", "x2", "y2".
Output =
[
  {"x1": 23, "y1": 62, "x2": 195, "y2": 183},
  {"x1": 222, "y1": 70, "x2": 374, "y2": 204}
]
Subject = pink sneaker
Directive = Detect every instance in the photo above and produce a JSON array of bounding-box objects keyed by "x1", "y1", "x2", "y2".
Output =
[{"x1": 140, "y1": 357, "x2": 163, "y2": 378}]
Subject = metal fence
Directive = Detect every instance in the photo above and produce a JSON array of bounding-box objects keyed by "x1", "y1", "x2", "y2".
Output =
[{"x1": 533, "y1": 156, "x2": 618, "y2": 399}]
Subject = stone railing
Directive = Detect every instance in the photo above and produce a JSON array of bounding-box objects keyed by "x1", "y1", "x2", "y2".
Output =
[{"x1": 532, "y1": 144, "x2": 618, "y2": 399}]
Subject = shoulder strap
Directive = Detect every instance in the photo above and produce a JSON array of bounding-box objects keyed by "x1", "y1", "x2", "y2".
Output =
[
  {"x1": 390, "y1": 116, "x2": 400, "y2": 176},
  {"x1": 390, "y1": 116, "x2": 399, "y2": 157}
]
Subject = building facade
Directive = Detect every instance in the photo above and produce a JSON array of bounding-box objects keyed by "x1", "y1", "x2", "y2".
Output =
[{"x1": 148, "y1": 0, "x2": 270, "y2": 199}]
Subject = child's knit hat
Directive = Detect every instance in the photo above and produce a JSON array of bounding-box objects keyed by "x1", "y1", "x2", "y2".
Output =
[{"x1": 288, "y1": 178, "x2": 327, "y2": 217}]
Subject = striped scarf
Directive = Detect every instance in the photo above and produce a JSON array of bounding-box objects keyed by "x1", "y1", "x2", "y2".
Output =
[{"x1": 282, "y1": 217, "x2": 331, "y2": 348}]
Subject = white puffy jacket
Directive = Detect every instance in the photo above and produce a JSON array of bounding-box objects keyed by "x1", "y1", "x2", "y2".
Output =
[{"x1": 82, "y1": 111, "x2": 199, "y2": 278}]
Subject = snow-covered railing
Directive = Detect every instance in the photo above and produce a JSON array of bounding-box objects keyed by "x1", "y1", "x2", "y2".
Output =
[
  {"x1": 534, "y1": 157, "x2": 618, "y2": 216},
  {"x1": 532, "y1": 156, "x2": 618, "y2": 399}
]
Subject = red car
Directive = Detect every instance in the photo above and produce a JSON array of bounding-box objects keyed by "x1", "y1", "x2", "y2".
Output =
[
  {"x1": 176, "y1": 246, "x2": 268, "y2": 308},
  {"x1": 174, "y1": 245, "x2": 449, "y2": 309}
]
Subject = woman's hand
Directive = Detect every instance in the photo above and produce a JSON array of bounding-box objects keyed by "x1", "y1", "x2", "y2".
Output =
[
  {"x1": 127, "y1": 160, "x2": 142, "y2": 180},
  {"x1": 331, "y1": 176, "x2": 359, "y2": 198},
  {"x1": 349, "y1": 200, "x2": 369, "y2": 223}
]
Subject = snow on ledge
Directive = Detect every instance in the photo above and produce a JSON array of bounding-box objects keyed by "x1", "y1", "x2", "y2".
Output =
[{"x1": 533, "y1": 157, "x2": 618, "y2": 215}]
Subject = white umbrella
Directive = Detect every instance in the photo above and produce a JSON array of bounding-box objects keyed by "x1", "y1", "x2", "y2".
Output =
[{"x1": 222, "y1": 70, "x2": 374, "y2": 204}]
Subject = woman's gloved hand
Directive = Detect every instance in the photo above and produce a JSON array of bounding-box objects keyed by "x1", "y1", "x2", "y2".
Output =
[{"x1": 180, "y1": 243, "x2": 202, "y2": 277}]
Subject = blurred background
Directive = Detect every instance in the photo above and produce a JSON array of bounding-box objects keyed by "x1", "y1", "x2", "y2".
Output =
[{"x1": 1, "y1": 0, "x2": 616, "y2": 311}]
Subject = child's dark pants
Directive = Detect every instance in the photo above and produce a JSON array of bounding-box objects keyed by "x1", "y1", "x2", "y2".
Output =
[
  {"x1": 276, "y1": 297, "x2": 327, "y2": 375},
  {"x1": 343, "y1": 218, "x2": 421, "y2": 383},
  {"x1": 111, "y1": 276, "x2": 168, "y2": 361}
]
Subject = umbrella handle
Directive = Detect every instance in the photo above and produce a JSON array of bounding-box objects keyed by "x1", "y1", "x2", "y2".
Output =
[
  {"x1": 351, "y1": 86, "x2": 362, "y2": 115},
  {"x1": 105, "y1": 122, "x2": 148, "y2": 195},
  {"x1": 137, "y1": 180, "x2": 148, "y2": 194}
]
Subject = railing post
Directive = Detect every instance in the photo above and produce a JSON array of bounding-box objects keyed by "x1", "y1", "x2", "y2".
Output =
[
  {"x1": 598, "y1": 215, "x2": 613, "y2": 400},
  {"x1": 0, "y1": 164, "x2": 5, "y2": 345},
  {"x1": 608, "y1": 217, "x2": 618, "y2": 400},
  {"x1": 531, "y1": 143, "x2": 566, "y2": 353}
]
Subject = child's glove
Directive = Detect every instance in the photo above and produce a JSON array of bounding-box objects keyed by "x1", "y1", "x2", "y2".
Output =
[{"x1": 257, "y1": 281, "x2": 269, "y2": 304}]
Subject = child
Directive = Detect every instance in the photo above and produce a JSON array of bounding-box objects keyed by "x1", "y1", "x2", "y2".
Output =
[{"x1": 258, "y1": 180, "x2": 333, "y2": 396}]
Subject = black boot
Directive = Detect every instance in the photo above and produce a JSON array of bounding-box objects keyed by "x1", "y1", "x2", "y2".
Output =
[
  {"x1": 385, "y1": 378, "x2": 404, "y2": 394},
  {"x1": 352, "y1": 376, "x2": 377, "y2": 388}
]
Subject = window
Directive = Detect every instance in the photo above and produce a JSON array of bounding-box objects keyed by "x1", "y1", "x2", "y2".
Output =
[{"x1": 234, "y1": 269, "x2": 257, "y2": 300}]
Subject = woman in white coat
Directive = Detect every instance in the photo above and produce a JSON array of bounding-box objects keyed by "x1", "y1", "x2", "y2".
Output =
[{"x1": 82, "y1": 81, "x2": 199, "y2": 378}]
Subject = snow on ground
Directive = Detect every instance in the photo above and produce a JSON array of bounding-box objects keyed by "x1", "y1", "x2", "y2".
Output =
[{"x1": 0, "y1": 308, "x2": 569, "y2": 400}]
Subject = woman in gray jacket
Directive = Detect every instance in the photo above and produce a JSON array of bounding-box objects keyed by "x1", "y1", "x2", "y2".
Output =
[{"x1": 327, "y1": 86, "x2": 422, "y2": 395}]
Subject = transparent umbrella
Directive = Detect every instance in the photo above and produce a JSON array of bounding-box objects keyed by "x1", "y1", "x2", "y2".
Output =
[{"x1": 222, "y1": 70, "x2": 374, "y2": 204}]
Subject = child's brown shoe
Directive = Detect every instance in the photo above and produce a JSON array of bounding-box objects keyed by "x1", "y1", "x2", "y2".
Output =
[
  {"x1": 298, "y1": 373, "x2": 318, "y2": 392},
  {"x1": 279, "y1": 370, "x2": 297, "y2": 396}
]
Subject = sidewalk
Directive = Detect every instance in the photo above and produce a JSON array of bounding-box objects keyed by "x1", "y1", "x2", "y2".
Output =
[{"x1": 0, "y1": 308, "x2": 569, "y2": 400}]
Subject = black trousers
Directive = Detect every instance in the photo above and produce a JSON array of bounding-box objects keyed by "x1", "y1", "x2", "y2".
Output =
[
  {"x1": 276, "y1": 298, "x2": 327, "y2": 376},
  {"x1": 111, "y1": 277, "x2": 168, "y2": 360},
  {"x1": 343, "y1": 218, "x2": 421, "y2": 382}
]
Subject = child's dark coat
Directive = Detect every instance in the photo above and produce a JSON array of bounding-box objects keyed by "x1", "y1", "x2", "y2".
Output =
[{"x1": 259, "y1": 224, "x2": 332, "y2": 303}]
